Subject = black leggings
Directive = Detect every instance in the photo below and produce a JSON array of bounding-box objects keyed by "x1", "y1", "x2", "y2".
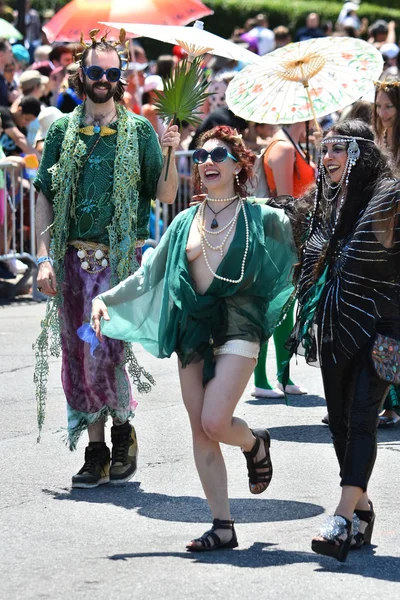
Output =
[{"x1": 320, "y1": 344, "x2": 389, "y2": 492}]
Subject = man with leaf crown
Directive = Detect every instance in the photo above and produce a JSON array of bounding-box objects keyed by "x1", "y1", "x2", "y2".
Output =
[{"x1": 33, "y1": 28, "x2": 180, "y2": 488}]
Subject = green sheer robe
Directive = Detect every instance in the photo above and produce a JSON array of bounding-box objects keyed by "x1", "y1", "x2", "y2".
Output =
[{"x1": 98, "y1": 202, "x2": 297, "y2": 385}]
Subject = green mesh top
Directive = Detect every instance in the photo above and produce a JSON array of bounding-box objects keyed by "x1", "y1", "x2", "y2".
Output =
[
  {"x1": 98, "y1": 202, "x2": 297, "y2": 385},
  {"x1": 34, "y1": 112, "x2": 163, "y2": 244}
]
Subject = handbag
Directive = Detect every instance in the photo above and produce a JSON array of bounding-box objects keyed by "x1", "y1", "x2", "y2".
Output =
[{"x1": 371, "y1": 333, "x2": 400, "y2": 385}]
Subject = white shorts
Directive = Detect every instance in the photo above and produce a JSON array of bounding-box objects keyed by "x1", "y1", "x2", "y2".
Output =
[{"x1": 213, "y1": 339, "x2": 260, "y2": 362}]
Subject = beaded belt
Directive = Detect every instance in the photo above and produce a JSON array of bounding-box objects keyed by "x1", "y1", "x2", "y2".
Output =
[{"x1": 69, "y1": 239, "x2": 146, "y2": 273}]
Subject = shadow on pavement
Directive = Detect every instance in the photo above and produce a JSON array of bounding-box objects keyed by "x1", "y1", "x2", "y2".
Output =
[
  {"x1": 106, "y1": 542, "x2": 400, "y2": 581},
  {"x1": 246, "y1": 394, "x2": 326, "y2": 408},
  {"x1": 42, "y1": 483, "x2": 324, "y2": 523},
  {"x1": 266, "y1": 424, "x2": 400, "y2": 445},
  {"x1": 268, "y1": 424, "x2": 332, "y2": 444}
]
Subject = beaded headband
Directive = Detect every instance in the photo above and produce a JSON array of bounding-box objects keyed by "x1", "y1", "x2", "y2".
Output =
[
  {"x1": 374, "y1": 80, "x2": 400, "y2": 91},
  {"x1": 321, "y1": 135, "x2": 375, "y2": 145},
  {"x1": 75, "y1": 28, "x2": 130, "y2": 70}
]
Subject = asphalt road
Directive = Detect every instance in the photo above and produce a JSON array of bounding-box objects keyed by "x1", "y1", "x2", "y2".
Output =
[{"x1": 1, "y1": 299, "x2": 400, "y2": 599}]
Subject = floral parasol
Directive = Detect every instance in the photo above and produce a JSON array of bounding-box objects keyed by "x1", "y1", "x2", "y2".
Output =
[{"x1": 226, "y1": 37, "x2": 383, "y2": 130}]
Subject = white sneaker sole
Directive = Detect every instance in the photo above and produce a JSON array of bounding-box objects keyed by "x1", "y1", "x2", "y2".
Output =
[
  {"x1": 250, "y1": 387, "x2": 285, "y2": 398},
  {"x1": 72, "y1": 475, "x2": 110, "y2": 489},
  {"x1": 276, "y1": 382, "x2": 308, "y2": 395}
]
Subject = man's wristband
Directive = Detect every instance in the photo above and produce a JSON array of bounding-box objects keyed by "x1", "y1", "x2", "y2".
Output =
[{"x1": 37, "y1": 256, "x2": 53, "y2": 266}]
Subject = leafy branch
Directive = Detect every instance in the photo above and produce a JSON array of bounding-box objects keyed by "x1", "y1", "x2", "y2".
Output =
[{"x1": 153, "y1": 56, "x2": 213, "y2": 179}]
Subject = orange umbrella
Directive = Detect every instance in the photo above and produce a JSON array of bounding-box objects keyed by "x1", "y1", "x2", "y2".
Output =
[{"x1": 43, "y1": 0, "x2": 213, "y2": 43}]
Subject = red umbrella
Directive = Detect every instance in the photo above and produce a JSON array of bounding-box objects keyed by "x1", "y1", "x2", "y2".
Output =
[{"x1": 43, "y1": 0, "x2": 213, "y2": 43}]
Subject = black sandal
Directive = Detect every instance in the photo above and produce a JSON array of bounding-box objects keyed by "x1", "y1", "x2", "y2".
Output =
[
  {"x1": 351, "y1": 501, "x2": 375, "y2": 550},
  {"x1": 311, "y1": 515, "x2": 353, "y2": 563},
  {"x1": 242, "y1": 428, "x2": 273, "y2": 494},
  {"x1": 186, "y1": 518, "x2": 238, "y2": 552}
]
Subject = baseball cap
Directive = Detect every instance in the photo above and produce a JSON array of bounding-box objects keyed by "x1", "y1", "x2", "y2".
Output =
[
  {"x1": 143, "y1": 75, "x2": 164, "y2": 93},
  {"x1": 172, "y1": 45, "x2": 187, "y2": 60},
  {"x1": 19, "y1": 70, "x2": 49, "y2": 88},
  {"x1": 380, "y1": 43, "x2": 400, "y2": 59}
]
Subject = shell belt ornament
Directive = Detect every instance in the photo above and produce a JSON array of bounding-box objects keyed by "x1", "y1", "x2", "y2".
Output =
[{"x1": 69, "y1": 240, "x2": 109, "y2": 273}]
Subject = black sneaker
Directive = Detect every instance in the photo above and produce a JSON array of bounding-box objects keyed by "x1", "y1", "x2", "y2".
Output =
[
  {"x1": 110, "y1": 422, "x2": 138, "y2": 483},
  {"x1": 72, "y1": 442, "x2": 110, "y2": 488}
]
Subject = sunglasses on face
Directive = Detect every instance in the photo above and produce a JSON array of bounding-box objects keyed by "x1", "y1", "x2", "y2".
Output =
[
  {"x1": 193, "y1": 146, "x2": 238, "y2": 164},
  {"x1": 82, "y1": 65, "x2": 121, "y2": 83}
]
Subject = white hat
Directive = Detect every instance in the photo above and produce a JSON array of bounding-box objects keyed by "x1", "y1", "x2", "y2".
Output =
[
  {"x1": 143, "y1": 75, "x2": 164, "y2": 93},
  {"x1": 380, "y1": 43, "x2": 400, "y2": 59},
  {"x1": 127, "y1": 61, "x2": 148, "y2": 71},
  {"x1": 35, "y1": 107, "x2": 63, "y2": 142},
  {"x1": 337, "y1": 2, "x2": 360, "y2": 25}
]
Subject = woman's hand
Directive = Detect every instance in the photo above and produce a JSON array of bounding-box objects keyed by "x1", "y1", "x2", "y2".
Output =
[
  {"x1": 91, "y1": 298, "x2": 110, "y2": 342},
  {"x1": 160, "y1": 121, "x2": 180, "y2": 155}
]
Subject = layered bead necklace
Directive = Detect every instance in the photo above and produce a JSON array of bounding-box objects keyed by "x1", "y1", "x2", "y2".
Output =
[{"x1": 196, "y1": 196, "x2": 249, "y2": 284}]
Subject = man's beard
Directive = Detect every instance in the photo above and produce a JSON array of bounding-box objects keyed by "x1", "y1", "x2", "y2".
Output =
[{"x1": 84, "y1": 78, "x2": 118, "y2": 104}]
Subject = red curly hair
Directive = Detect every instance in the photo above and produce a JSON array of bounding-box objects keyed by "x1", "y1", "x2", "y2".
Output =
[{"x1": 192, "y1": 125, "x2": 256, "y2": 197}]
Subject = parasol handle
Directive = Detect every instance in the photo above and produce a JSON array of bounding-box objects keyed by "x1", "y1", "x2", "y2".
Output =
[
  {"x1": 163, "y1": 114, "x2": 177, "y2": 181},
  {"x1": 302, "y1": 80, "x2": 322, "y2": 134}
]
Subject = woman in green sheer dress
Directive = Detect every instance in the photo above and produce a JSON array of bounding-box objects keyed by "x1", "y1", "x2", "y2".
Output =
[{"x1": 91, "y1": 126, "x2": 296, "y2": 551}]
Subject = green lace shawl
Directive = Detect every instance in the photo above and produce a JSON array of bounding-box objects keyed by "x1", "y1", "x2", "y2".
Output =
[{"x1": 34, "y1": 103, "x2": 155, "y2": 440}]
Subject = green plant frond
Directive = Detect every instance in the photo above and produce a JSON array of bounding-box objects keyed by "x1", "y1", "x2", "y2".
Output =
[{"x1": 153, "y1": 56, "x2": 213, "y2": 126}]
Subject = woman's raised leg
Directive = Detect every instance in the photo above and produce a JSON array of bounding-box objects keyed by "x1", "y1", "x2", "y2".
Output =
[{"x1": 203, "y1": 354, "x2": 272, "y2": 494}]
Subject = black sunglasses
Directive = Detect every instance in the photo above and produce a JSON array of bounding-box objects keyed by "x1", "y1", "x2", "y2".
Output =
[
  {"x1": 83, "y1": 65, "x2": 121, "y2": 83},
  {"x1": 193, "y1": 146, "x2": 238, "y2": 164}
]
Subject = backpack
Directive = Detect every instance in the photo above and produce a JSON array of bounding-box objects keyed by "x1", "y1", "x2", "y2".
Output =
[{"x1": 249, "y1": 146, "x2": 270, "y2": 198}]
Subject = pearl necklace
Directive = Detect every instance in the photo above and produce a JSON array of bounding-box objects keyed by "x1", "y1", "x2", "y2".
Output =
[
  {"x1": 199, "y1": 197, "x2": 250, "y2": 284},
  {"x1": 198, "y1": 200, "x2": 241, "y2": 255},
  {"x1": 206, "y1": 194, "x2": 238, "y2": 203},
  {"x1": 383, "y1": 128, "x2": 389, "y2": 149}
]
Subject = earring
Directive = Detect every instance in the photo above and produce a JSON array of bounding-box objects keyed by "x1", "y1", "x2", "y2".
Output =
[
  {"x1": 235, "y1": 173, "x2": 240, "y2": 187},
  {"x1": 347, "y1": 139, "x2": 360, "y2": 164}
]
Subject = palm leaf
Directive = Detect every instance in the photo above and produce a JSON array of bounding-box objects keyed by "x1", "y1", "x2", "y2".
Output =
[{"x1": 153, "y1": 56, "x2": 212, "y2": 127}]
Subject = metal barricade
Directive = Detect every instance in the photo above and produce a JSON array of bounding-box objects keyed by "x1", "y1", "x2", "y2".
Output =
[
  {"x1": 153, "y1": 150, "x2": 194, "y2": 244},
  {"x1": 0, "y1": 162, "x2": 39, "y2": 301}
]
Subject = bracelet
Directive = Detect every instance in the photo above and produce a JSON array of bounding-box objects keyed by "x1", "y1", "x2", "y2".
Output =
[{"x1": 37, "y1": 256, "x2": 53, "y2": 265}]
